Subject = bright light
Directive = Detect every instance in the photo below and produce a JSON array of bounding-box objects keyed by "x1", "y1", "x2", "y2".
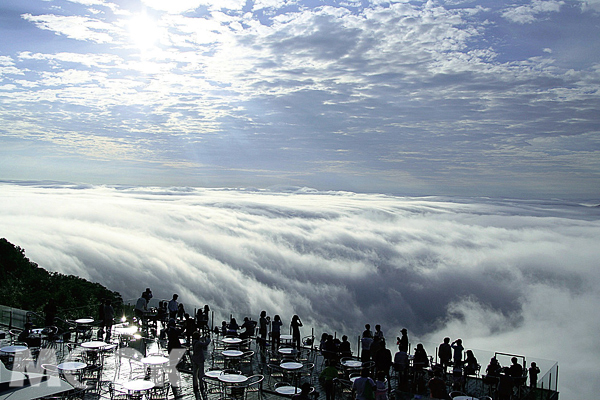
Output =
[{"x1": 128, "y1": 14, "x2": 160, "y2": 50}]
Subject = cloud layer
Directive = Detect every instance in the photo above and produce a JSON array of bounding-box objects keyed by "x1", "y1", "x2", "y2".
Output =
[{"x1": 1, "y1": 181, "x2": 599, "y2": 398}]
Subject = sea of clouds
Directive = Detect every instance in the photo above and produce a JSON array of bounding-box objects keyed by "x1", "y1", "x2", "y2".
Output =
[{"x1": 1, "y1": 181, "x2": 598, "y2": 399}]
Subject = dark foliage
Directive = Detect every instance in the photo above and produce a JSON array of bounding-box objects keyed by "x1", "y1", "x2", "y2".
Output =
[{"x1": 0, "y1": 238, "x2": 122, "y2": 320}]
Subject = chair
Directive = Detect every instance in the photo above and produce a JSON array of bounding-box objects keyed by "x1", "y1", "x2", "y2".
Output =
[
  {"x1": 148, "y1": 382, "x2": 171, "y2": 400},
  {"x1": 203, "y1": 375, "x2": 224, "y2": 400},
  {"x1": 223, "y1": 381, "x2": 247, "y2": 400},
  {"x1": 115, "y1": 347, "x2": 145, "y2": 379},
  {"x1": 107, "y1": 381, "x2": 129, "y2": 400},
  {"x1": 299, "y1": 362, "x2": 315, "y2": 385},
  {"x1": 333, "y1": 378, "x2": 353, "y2": 400},
  {"x1": 266, "y1": 364, "x2": 285, "y2": 387},
  {"x1": 241, "y1": 350, "x2": 255, "y2": 374},
  {"x1": 41, "y1": 363, "x2": 60, "y2": 377},
  {"x1": 245, "y1": 374, "x2": 264, "y2": 400}
]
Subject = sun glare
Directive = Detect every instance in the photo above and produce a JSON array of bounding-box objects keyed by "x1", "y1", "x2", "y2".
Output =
[{"x1": 128, "y1": 14, "x2": 160, "y2": 50}]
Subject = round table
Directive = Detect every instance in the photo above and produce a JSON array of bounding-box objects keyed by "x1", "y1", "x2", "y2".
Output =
[
  {"x1": 275, "y1": 385, "x2": 300, "y2": 395},
  {"x1": 80, "y1": 341, "x2": 110, "y2": 349},
  {"x1": 123, "y1": 379, "x2": 155, "y2": 392},
  {"x1": 278, "y1": 347, "x2": 298, "y2": 355},
  {"x1": 0, "y1": 345, "x2": 28, "y2": 354},
  {"x1": 205, "y1": 370, "x2": 223, "y2": 378},
  {"x1": 222, "y1": 350, "x2": 244, "y2": 357},
  {"x1": 142, "y1": 355, "x2": 169, "y2": 365},
  {"x1": 222, "y1": 337, "x2": 242, "y2": 345},
  {"x1": 75, "y1": 318, "x2": 94, "y2": 325},
  {"x1": 57, "y1": 362, "x2": 87, "y2": 372},
  {"x1": 280, "y1": 362, "x2": 303, "y2": 370},
  {"x1": 453, "y1": 397, "x2": 479, "y2": 400},
  {"x1": 218, "y1": 374, "x2": 248, "y2": 384},
  {"x1": 341, "y1": 360, "x2": 363, "y2": 368}
]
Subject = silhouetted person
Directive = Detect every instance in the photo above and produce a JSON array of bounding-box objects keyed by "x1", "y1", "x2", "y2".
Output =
[
  {"x1": 166, "y1": 318, "x2": 183, "y2": 353},
  {"x1": 374, "y1": 339, "x2": 392, "y2": 376},
  {"x1": 486, "y1": 357, "x2": 501, "y2": 377},
  {"x1": 361, "y1": 330, "x2": 374, "y2": 362},
  {"x1": 451, "y1": 338, "x2": 464, "y2": 367},
  {"x1": 464, "y1": 350, "x2": 478, "y2": 376},
  {"x1": 529, "y1": 361, "x2": 540, "y2": 388},
  {"x1": 508, "y1": 357, "x2": 523, "y2": 378},
  {"x1": 428, "y1": 369, "x2": 450, "y2": 399},
  {"x1": 240, "y1": 316, "x2": 257, "y2": 340},
  {"x1": 168, "y1": 294, "x2": 179, "y2": 320},
  {"x1": 320, "y1": 359, "x2": 339, "y2": 400},
  {"x1": 103, "y1": 299, "x2": 114, "y2": 342},
  {"x1": 352, "y1": 368, "x2": 376, "y2": 400},
  {"x1": 439, "y1": 337, "x2": 452, "y2": 372},
  {"x1": 192, "y1": 331, "x2": 211, "y2": 400},
  {"x1": 141, "y1": 288, "x2": 153, "y2": 306},
  {"x1": 413, "y1": 343, "x2": 429, "y2": 370},
  {"x1": 497, "y1": 370, "x2": 513, "y2": 400},
  {"x1": 374, "y1": 324, "x2": 384, "y2": 339},
  {"x1": 43, "y1": 299, "x2": 57, "y2": 327},
  {"x1": 340, "y1": 335, "x2": 352, "y2": 357},
  {"x1": 291, "y1": 314, "x2": 303, "y2": 349},
  {"x1": 270, "y1": 315, "x2": 282, "y2": 348},
  {"x1": 397, "y1": 328, "x2": 408, "y2": 353},
  {"x1": 259, "y1": 310, "x2": 268, "y2": 351}
]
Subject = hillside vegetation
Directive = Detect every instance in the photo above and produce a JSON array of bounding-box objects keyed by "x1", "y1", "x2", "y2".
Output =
[{"x1": 0, "y1": 238, "x2": 122, "y2": 320}]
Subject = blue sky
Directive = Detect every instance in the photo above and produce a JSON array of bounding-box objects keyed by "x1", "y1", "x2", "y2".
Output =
[{"x1": 1, "y1": 0, "x2": 599, "y2": 199}]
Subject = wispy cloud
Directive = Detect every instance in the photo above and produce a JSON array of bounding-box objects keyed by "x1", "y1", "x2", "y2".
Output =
[{"x1": 1, "y1": 182, "x2": 598, "y2": 398}]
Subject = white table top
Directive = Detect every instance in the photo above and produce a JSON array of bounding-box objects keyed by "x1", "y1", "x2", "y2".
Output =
[
  {"x1": 222, "y1": 337, "x2": 242, "y2": 344},
  {"x1": 278, "y1": 347, "x2": 297, "y2": 355},
  {"x1": 218, "y1": 374, "x2": 248, "y2": 383},
  {"x1": 0, "y1": 346, "x2": 28, "y2": 354},
  {"x1": 80, "y1": 341, "x2": 110, "y2": 349},
  {"x1": 113, "y1": 326, "x2": 138, "y2": 336},
  {"x1": 75, "y1": 318, "x2": 94, "y2": 324},
  {"x1": 222, "y1": 350, "x2": 244, "y2": 357},
  {"x1": 142, "y1": 355, "x2": 169, "y2": 365},
  {"x1": 280, "y1": 334, "x2": 293, "y2": 340},
  {"x1": 342, "y1": 360, "x2": 363, "y2": 368},
  {"x1": 123, "y1": 379, "x2": 155, "y2": 391},
  {"x1": 205, "y1": 370, "x2": 223, "y2": 378},
  {"x1": 275, "y1": 385, "x2": 300, "y2": 395},
  {"x1": 57, "y1": 362, "x2": 87, "y2": 371},
  {"x1": 280, "y1": 362, "x2": 303, "y2": 370},
  {"x1": 453, "y1": 397, "x2": 479, "y2": 400}
]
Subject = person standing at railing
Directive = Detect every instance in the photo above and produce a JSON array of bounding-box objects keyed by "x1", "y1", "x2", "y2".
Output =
[
  {"x1": 259, "y1": 310, "x2": 269, "y2": 351},
  {"x1": 528, "y1": 361, "x2": 540, "y2": 388},
  {"x1": 168, "y1": 294, "x2": 179, "y2": 320},
  {"x1": 192, "y1": 330, "x2": 211, "y2": 400},
  {"x1": 43, "y1": 299, "x2": 57, "y2": 327},
  {"x1": 291, "y1": 314, "x2": 303, "y2": 349},
  {"x1": 103, "y1": 299, "x2": 114, "y2": 342}
]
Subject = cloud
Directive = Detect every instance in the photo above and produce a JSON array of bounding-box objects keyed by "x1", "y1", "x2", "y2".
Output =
[
  {"x1": 502, "y1": 0, "x2": 564, "y2": 24},
  {"x1": 21, "y1": 14, "x2": 115, "y2": 43},
  {"x1": 0, "y1": 182, "x2": 598, "y2": 398}
]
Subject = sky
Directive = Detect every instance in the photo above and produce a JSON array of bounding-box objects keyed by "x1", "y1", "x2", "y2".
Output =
[
  {"x1": 1, "y1": 181, "x2": 600, "y2": 399},
  {"x1": 1, "y1": 0, "x2": 600, "y2": 199}
]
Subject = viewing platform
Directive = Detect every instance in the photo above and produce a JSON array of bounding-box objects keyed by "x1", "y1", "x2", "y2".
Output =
[{"x1": 0, "y1": 303, "x2": 559, "y2": 400}]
